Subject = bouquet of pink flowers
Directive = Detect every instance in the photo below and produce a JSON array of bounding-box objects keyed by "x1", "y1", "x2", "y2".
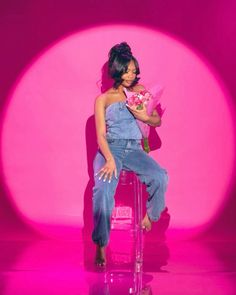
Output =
[
  {"x1": 125, "y1": 90, "x2": 152, "y2": 110},
  {"x1": 125, "y1": 85, "x2": 164, "y2": 153}
]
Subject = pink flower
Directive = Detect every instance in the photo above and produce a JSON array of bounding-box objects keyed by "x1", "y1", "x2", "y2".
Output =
[{"x1": 126, "y1": 90, "x2": 151, "y2": 109}]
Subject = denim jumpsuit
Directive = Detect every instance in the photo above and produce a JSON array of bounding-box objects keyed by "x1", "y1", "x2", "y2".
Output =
[{"x1": 92, "y1": 101, "x2": 168, "y2": 247}]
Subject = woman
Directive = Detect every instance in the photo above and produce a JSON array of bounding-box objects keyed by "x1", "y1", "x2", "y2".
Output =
[{"x1": 92, "y1": 42, "x2": 168, "y2": 266}]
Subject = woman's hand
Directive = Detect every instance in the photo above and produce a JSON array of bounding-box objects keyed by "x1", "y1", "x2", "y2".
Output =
[
  {"x1": 126, "y1": 103, "x2": 149, "y2": 123},
  {"x1": 127, "y1": 104, "x2": 161, "y2": 126},
  {"x1": 96, "y1": 158, "x2": 118, "y2": 183}
]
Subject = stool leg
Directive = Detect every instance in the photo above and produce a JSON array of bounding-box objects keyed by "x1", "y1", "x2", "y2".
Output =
[{"x1": 134, "y1": 173, "x2": 143, "y2": 266}]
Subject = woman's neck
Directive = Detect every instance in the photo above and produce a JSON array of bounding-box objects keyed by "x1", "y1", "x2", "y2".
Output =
[{"x1": 117, "y1": 85, "x2": 124, "y2": 92}]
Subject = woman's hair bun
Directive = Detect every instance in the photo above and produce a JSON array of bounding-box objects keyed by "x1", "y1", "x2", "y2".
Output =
[{"x1": 109, "y1": 42, "x2": 132, "y2": 59}]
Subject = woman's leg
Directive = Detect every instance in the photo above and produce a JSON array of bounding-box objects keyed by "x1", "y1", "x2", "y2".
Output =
[
  {"x1": 123, "y1": 149, "x2": 168, "y2": 224},
  {"x1": 92, "y1": 151, "x2": 121, "y2": 247}
]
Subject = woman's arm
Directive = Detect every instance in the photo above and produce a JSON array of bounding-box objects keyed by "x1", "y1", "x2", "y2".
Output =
[
  {"x1": 94, "y1": 96, "x2": 117, "y2": 182},
  {"x1": 143, "y1": 108, "x2": 162, "y2": 127}
]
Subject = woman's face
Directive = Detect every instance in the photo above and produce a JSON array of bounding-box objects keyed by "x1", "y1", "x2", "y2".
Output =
[{"x1": 121, "y1": 60, "x2": 137, "y2": 88}]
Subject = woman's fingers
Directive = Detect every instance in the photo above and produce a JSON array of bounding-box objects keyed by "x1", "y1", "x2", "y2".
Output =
[
  {"x1": 98, "y1": 169, "x2": 108, "y2": 181},
  {"x1": 96, "y1": 166, "x2": 117, "y2": 183},
  {"x1": 100, "y1": 170, "x2": 111, "y2": 182}
]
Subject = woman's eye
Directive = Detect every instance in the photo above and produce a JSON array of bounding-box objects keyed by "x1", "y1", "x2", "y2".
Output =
[{"x1": 125, "y1": 69, "x2": 136, "y2": 74}]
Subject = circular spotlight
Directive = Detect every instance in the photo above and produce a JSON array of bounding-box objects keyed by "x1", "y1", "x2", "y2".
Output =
[{"x1": 1, "y1": 25, "x2": 235, "y2": 236}]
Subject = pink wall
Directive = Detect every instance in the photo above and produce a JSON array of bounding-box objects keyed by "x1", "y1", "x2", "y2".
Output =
[{"x1": 0, "y1": 0, "x2": 236, "y2": 238}]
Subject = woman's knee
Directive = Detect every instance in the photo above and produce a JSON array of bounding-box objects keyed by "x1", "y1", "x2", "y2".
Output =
[
  {"x1": 148, "y1": 168, "x2": 168, "y2": 190},
  {"x1": 158, "y1": 168, "x2": 168, "y2": 190}
]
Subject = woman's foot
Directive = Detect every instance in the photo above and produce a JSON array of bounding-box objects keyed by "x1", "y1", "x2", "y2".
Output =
[
  {"x1": 95, "y1": 245, "x2": 106, "y2": 267},
  {"x1": 142, "y1": 213, "x2": 152, "y2": 231}
]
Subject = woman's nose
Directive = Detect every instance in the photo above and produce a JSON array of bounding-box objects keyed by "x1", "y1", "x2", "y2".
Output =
[{"x1": 128, "y1": 73, "x2": 135, "y2": 79}]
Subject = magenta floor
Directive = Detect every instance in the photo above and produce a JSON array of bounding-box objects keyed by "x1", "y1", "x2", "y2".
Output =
[{"x1": 0, "y1": 230, "x2": 236, "y2": 295}]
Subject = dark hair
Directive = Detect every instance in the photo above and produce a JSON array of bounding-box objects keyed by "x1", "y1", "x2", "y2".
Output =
[{"x1": 108, "y1": 42, "x2": 140, "y2": 88}]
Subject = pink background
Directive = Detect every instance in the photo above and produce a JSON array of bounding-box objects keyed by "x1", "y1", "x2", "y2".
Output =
[{"x1": 0, "y1": 1, "x2": 236, "y2": 239}]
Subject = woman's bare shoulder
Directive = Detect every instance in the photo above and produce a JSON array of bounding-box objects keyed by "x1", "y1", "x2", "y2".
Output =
[
  {"x1": 95, "y1": 88, "x2": 116, "y2": 106},
  {"x1": 96, "y1": 92, "x2": 106, "y2": 101},
  {"x1": 95, "y1": 92, "x2": 108, "y2": 106},
  {"x1": 96, "y1": 88, "x2": 120, "y2": 107}
]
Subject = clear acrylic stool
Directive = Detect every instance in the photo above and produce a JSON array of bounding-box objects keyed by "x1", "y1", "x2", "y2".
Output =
[{"x1": 111, "y1": 170, "x2": 143, "y2": 267}]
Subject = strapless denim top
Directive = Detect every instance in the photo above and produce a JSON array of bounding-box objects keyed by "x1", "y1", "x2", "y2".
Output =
[{"x1": 105, "y1": 101, "x2": 142, "y2": 140}]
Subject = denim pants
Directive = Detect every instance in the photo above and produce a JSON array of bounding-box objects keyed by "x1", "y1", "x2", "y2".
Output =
[{"x1": 92, "y1": 139, "x2": 168, "y2": 247}]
